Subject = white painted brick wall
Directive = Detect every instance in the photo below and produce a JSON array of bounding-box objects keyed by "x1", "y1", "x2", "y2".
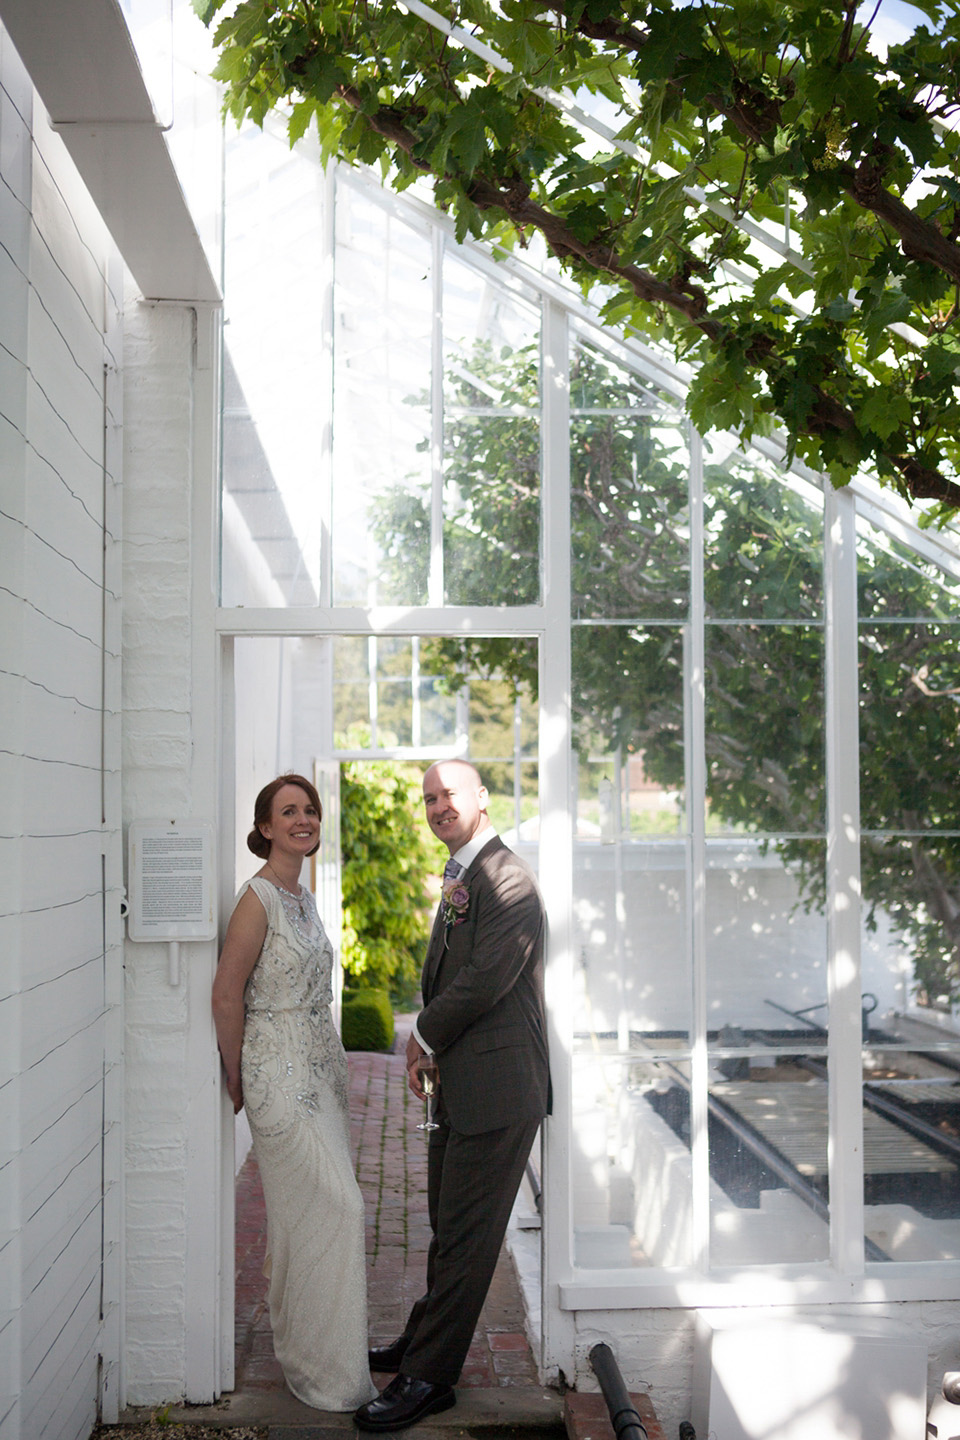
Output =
[
  {"x1": 571, "y1": 1300, "x2": 960, "y2": 1436},
  {"x1": 121, "y1": 292, "x2": 197, "y2": 1405}
]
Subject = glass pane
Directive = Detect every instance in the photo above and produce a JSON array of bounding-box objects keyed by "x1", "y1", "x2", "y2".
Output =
[
  {"x1": 705, "y1": 624, "x2": 824, "y2": 834},
  {"x1": 572, "y1": 626, "x2": 685, "y2": 823},
  {"x1": 572, "y1": 623, "x2": 687, "y2": 1043},
  {"x1": 444, "y1": 253, "x2": 540, "y2": 401},
  {"x1": 467, "y1": 676, "x2": 523, "y2": 758},
  {"x1": 333, "y1": 636, "x2": 463, "y2": 750},
  {"x1": 573, "y1": 1054, "x2": 692, "y2": 1269},
  {"x1": 570, "y1": 338, "x2": 689, "y2": 620},
  {"x1": 858, "y1": 867, "x2": 960, "y2": 1259},
  {"x1": 710, "y1": 1057, "x2": 830, "y2": 1266},
  {"x1": 863, "y1": 1025, "x2": 960, "y2": 1262},
  {"x1": 333, "y1": 636, "x2": 370, "y2": 748},
  {"x1": 221, "y1": 134, "x2": 328, "y2": 606},
  {"x1": 443, "y1": 416, "x2": 539, "y2": 604},
  {"x1": 375, "y1": 636, "x2": 417, "y2": 742},
  {"x1": 479, "y1": 757, "x2": 537, "y2": 839},
  {"x1": 703, "y1": 437, "x2": 823, "y2": 621},
  {"x1": 418, "y1": 678, "x2": 459, "y2": 749},
  {"x1": 859, "y1": 622, "x2": 960, "y2": 832},
  {"x1": 574, "y1": 841, "x2": 689, "y2": 1041},
  {"x1": 333, "y1": 188, "x2": 432, "y2": 606},
  {"x1": 861, "y1": 832, "x2": 960, "y2": 1043},
  {"x1": 858, "y1": 516, "x2": 960, "y2": 620},
  {"x1": 704, "y1": 835, "x2": 831, "y2": 1268},
  {"x1": 706, "y1": 839, "x2": 828, "y2": 1042},
  {"x1": 518, "y1": 679, "x2": 538, "y2": 758},
  {"x1": 443, "y1": 255, "x2": 540, "y2": 606}
]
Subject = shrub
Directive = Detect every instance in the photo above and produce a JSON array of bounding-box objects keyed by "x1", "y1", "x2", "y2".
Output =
[
  {"x1": 341, "y1": 987, "x2": 394, "y2": 1052},
  {"x1": 340, "y1": 759, "x2": 440, "y2": 1003}
]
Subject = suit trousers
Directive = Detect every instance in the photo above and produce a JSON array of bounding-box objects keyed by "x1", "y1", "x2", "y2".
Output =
[{"x1": 398, "y1": 1108, "x2": 541, "y2": 1386}]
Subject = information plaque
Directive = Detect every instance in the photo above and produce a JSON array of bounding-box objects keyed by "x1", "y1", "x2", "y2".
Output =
[{"x1": 128, "y1": 820, "x2": 217, "y2": 945}]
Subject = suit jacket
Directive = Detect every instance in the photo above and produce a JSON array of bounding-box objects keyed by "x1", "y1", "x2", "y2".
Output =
[{"x1": 417, "y1": 836, "x2": 549, "y2": 1135}]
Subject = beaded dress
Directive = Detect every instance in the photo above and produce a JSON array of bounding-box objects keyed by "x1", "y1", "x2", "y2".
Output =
[{"x1": 239, "y1": 876, "x2": 376, "y2": 1411}]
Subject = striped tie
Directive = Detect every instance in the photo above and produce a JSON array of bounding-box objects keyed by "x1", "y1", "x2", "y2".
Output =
[{"x1": 443, "y1": 858, "x2": 464, "y2": 884}]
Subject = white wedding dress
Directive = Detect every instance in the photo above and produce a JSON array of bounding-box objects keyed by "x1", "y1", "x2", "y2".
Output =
[{"x1": 239, "y1": 876, "x2": 377, "y2": 1411}]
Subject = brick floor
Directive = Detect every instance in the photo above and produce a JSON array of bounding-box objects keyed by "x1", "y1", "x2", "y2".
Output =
[{"x1": 234, "y1": 1022, "x2": 538, "y2": 1395}]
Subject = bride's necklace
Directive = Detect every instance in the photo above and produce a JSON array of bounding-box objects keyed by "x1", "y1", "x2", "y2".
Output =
[
  {"x1": 264, "y1": 862, "x2": 317, "y2": 946},
  {"x1": 265, "y1": 861, "x2": 305, "y2": 916}
]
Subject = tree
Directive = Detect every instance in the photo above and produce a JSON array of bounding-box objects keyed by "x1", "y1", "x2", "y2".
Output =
[
  {"x1": 339, "y1": 759, "x2": 438, "y2": 1000},
  {"x1": 198, "y1": 0, "x2": 960, "y2": 516}
]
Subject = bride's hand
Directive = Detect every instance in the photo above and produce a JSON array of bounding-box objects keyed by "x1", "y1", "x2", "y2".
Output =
[{"x1": 226, "y1": 1072, "x2": 244, "y2": 1113}]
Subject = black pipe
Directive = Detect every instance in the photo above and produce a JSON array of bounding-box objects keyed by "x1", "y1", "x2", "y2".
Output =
[{"x1": 588, "y1": 1343, "x2": 648, "y2": 1440}]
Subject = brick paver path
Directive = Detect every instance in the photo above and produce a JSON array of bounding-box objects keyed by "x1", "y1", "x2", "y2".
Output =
[{"x1": 234, "y1": 1027, "x2": 538, "y2": 1395}]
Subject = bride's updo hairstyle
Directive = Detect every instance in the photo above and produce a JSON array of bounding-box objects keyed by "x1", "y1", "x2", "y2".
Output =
[{"x1": 247, "y1": 773, "x2": 323, "y2": 859}]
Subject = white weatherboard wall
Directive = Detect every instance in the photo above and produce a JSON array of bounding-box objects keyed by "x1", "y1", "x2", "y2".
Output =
[
  {"x1": 0, "y1": 28, "x2": 124, "y2": 1440},
  {"x1": 0, "y1": 0, "x2": 225, "y2": 1415}
]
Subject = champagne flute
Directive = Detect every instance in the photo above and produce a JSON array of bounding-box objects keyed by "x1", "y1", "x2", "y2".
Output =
[{"x1": 416, "y1": 1057, "x2": 440, "y2": 1132}]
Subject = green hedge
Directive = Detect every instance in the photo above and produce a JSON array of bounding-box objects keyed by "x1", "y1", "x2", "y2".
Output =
[
  {"x1": 340, "y1": 760, "x2": 438, "y2": 1005},
  {"x1": 341, "y1": 987, "x2": 395, "y2": 1052}
]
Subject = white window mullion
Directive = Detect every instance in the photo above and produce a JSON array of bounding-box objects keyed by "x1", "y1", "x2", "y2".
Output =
[
  {"x1": 613, "y1": 744, "x2": 629, "y2": 1053},
  {"x1": 687, "y1": 425, "x2": 710, "y2": 1271},
  {"x1": 824, "y1": 482, "x2": 865, "y2": 1274},
  {"x1": 411, "y1": 635, "x2": 422, "y2": 749},
  {"x1": 367, "y1": 635, "x2": 379, "y2": 749},
  {"x1": 428, "y1": 229, "x2": 445, "y2": 606},
  {"x1": 513, "y1": 695, "x2": 523, "y2": 834},
  {"x1": 539, "y1": 296, "x2": 576, "y2": 1380},
  {"x1": 456, "y1": 684, "x2": 470, "y2": 754},
  {"x1": 319, "y1": 166, "x2": 336, "y2": 609}
]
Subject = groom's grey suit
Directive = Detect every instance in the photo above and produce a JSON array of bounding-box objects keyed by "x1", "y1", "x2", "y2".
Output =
[{"x1": 398, "y1": 836, "x2": 549, "y2": 1386}]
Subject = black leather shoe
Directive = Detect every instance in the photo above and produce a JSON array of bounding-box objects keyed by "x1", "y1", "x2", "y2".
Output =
[
  {"x1": 367, "y1": 1337, "x2": 409, "y2": 1372},
  {"x1": 354, "y1": 1374, "x2": 456, "y2": 1432}
]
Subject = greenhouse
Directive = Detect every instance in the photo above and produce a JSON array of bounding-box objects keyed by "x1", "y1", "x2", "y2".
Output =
[
  {"x1": 220, "y1": 105, "x2": 960, "y2": 1400},
  {"x1": 2, "y1": 0, "x2": 960, "y2": 1437}
]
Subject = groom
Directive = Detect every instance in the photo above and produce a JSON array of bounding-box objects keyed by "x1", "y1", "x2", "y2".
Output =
[{"x1": 354, "y1": 759, "x2": 550, "y2": 1432}]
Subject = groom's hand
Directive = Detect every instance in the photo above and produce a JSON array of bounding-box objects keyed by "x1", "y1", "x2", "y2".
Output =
[{"x1": 406, "y1": 1032, "x2": 426, "y2": 1099}]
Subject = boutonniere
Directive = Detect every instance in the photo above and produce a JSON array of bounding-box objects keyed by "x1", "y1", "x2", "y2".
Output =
[{"x1": 442, "y1": 878, "x2": 470, "y2": 942}]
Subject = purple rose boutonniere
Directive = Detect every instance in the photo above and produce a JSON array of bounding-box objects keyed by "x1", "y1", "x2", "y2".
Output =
[{"x1": 442, "y1": 878, "x2": 470, "y2": 944}]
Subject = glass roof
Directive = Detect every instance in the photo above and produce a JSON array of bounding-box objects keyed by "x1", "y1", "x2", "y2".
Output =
[{"x1": 124, "y1": 0, "x2": 960, "y2": 609}]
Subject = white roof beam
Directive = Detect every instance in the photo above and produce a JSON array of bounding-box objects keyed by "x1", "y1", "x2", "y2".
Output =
[{"x1": 0, "y1": 0, "x2": 220, "y2": 303}]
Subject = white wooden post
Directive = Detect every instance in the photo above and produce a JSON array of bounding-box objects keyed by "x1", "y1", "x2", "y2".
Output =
[
  {"x1": 539, "y1": 297, "x2": 577, "y2": 1382},
  {"x1": 823, "y1": 483, "x2": 865, "y2": 1275}
]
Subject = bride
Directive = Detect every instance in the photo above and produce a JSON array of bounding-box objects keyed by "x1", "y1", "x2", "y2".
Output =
[{"x1": 212, "y1": 773, "x2": 376, "y2": 1411}]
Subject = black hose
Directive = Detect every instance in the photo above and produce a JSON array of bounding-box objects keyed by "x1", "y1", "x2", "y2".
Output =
[{"x1": 588, "y1": 1343, "x2": 649, "y2": 1440}]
